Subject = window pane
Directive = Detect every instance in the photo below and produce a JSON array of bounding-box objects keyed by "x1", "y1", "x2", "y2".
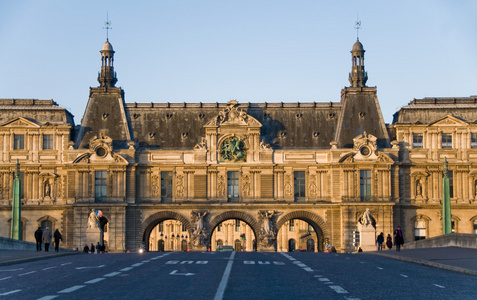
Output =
[
  {"x1": 227, "y1": 171, "x2": 239, "y2": 201},
  {"x1": 360, "y1": 170, "x2": 371, "y2": 201},
  {"x1": 43, "y1": 135, "x2": 53, "y2": 150},
  {"x1": 161, "y1": 171, "x2": 173, "y2": 201},
  {"x1": 472, "y1": 133, "x2": 477, "y2": 148},
  {"x1": 442, "y1": 133, "x2": 452, "y2": 148},
  {"x1": 13, "y1": 135, "x2": 24, "y2": 150},
  {"x1": 294, "y1": 171, "x2": 305, "y2": 200},
  {"x1": 95, "y1": 171, "x2": 107, "y2": 200},
  {"x1": 413, "y1": 133, "x2": 423, "y2": 148}
]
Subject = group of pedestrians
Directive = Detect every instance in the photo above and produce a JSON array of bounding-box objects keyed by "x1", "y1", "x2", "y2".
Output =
[
  {"x1": 375, "y1": 225, "x2": 404, "y2": 251},
  {"x1": 83, "y1": 242, "x2": 106, "y2": 254},
  {"x1": 34, "y1": 227, "x2": 63, "y2": 252}
]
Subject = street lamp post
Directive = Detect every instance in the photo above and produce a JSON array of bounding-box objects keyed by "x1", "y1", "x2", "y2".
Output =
[{"x1": 442, "y1": 157, "x2": 452, "y2": 234}]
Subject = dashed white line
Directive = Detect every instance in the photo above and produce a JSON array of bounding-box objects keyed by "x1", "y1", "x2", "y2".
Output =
[
  {"x1": 303, "y1": 267, "x2": 314, "y2": 272},
  {"x1": 0, "y1": 289, "x2": 21, "y2": 296},
  {"x1": 433, "y1": 284, "x2": 445, "y2": 289},
  {"x1": 104, "y1": 272, "x2": 121, "y2": 277},
  {"x1": 329, "y1": 285, "x2": 348, "y2": 294},
  {"x1": 37, "y1": 296, "x2": 58, "y2": 300},
  {"x1": 377, "y1": 267, "x2": 383, "y2": 270},
  {"x1": 61, "y1": 262, "x2": 72, "y2": 266},
  {"x1": 85, "y1": 277, "x2": 106, "y2": 284},
  {"x1": 19, "y1": 271, "x2": 36, "y2": 276},
  {"x1": 318, "y1": 278, "x2": 330, "y2": 282},
  {"x1": 400, "y1": 274, "x2": 408, "y2": 278},
  {"x1": 58, "y1": 285, "x2": 85, "y2": 293},
  {"x1": 120, "y1": 267, "x2": 134, "y2": 271},
  {"x1": 132, "y1": 263, "x2": 143, "y2": 267},
  {"x1": 0, "y1": 276, "x2": 12, "y2": 281},
  {"x1": 0, "y1": 268, "x2": 23, "y2": 272}
]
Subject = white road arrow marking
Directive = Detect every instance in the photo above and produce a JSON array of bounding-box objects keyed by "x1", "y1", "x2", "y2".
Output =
[
  {"x1": 75, "y1": 265, "x2": 105, "y2": 270},
  {"x1": 170, "y1": 270, "x2": 195, "y2": 276}
]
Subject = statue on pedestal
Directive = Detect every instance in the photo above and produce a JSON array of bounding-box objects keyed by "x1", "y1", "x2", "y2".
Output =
[
  {"x1": 88, "y1": 209, "x2": 101, "y2": 230},
  {"x1": 360, "y1": 208, "x2": 375, "y2": 228}
]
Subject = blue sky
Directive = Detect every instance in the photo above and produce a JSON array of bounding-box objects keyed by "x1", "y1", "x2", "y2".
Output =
[{"x1": 1, "y1": 1, "x2": 476, "y2": 124}]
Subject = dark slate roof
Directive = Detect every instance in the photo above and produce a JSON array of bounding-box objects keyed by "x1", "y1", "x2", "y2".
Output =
[
  {"x1": 125, "y1": 101, "x2": 342, "y2": 150},
  {"x1": 392, "y1": 97, "x2": 477, "y2": 124},
  {"x1": 0, "y1": 99, "x2": 75, "y2": 125}
]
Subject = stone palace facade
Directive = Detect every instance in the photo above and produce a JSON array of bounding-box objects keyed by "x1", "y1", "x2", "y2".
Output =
[{"x1": 1, "y1": 38, "x2": 476, "y2": 252}]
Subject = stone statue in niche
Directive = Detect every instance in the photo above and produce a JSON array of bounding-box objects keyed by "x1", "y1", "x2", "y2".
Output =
[
  {"x1": 416, "y1": 180, "x2": 422, "y2": 197},
  {"x1": 44, "y1": 181, "x2": 51, "y2": 198}
]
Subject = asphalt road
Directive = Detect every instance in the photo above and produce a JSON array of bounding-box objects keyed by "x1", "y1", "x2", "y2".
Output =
[{"x1": 0, "y1": 251, "x2": 475, "y2": 300}]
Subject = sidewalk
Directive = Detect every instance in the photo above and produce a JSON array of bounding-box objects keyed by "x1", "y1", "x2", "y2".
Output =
[
  {"x1": 368, "y1": 247, "x2": 477, "y2": 276},
  {"x1": 0, "y1": 249, "x2": 81, "y2": 267}
]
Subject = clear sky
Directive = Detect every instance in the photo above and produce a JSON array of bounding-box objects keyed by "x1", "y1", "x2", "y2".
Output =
[{"x1": 1, "y1": 1, "x2": 476, "y2": 124}]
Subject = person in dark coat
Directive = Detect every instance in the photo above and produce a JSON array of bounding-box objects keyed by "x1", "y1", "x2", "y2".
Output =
[
  {"x1": 90, "y1": 243, "x2": 95, "y2": 254},
  {"x1": 42, "y1": 227, "x2": 52, "y2": 252},
  {"x1": 96, "y1": 242, "x2": 101, "y2": 254},
  {"x1": 393, "y1": 226, "x2": 404, "y2": 251},
  {"x1": 376, "y1": 232, "x2": 384, "y2": 251},
  {"x1": 386, "y1": 234, "x2": 393, "y2": 249},
  {"x1": 53, "y1": 229, "x2": 62, "y2": 252},
  {"x1": 83, "y1": 244, "x2": 90, "y2": 253},
  {"x1": 34, "y1": 227, "x2": 43, "y2": 251}
]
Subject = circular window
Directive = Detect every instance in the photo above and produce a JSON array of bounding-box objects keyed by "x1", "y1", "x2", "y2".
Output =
[
  {"x1": 360, "y1": 146, "x2": 371, "y2": 156},
  {"x1": 96, "y1": 147, "x2": 107, "y2": 157}
]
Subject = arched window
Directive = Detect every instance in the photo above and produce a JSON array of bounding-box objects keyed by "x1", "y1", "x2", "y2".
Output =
[{"x1": 414, "y1": 219, "x2": 426, "y2": 241}]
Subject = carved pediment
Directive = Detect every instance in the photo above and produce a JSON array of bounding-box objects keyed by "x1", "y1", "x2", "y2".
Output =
[
  {"x1": 205, "y1": 100, "x2": 262, "y2": 128},
  {"x1": 0, "y1": 117, "x2": 41, "y2": 128},
  {"x1": 429, "y1": 115, "x2": 468, "y2": 127}
]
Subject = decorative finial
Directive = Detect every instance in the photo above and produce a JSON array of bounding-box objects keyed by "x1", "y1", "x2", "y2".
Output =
[
  {"x1": 103, "y1": 13, "x2": 112, "y2": 41},
  {"x1": 354, "y1": 17, "x2": 361, "y2": 40}
]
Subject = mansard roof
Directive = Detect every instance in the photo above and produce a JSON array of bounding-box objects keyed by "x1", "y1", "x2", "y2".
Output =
[
  {"x1": 0, "y1": 99, "x2": 75, "y2": 126},
  {"x1": 125, "y1": 101, "x2": 342, "y2": 150},
  {"x1": 392, "y1": 96, "x2": 477, "y2": 124}
]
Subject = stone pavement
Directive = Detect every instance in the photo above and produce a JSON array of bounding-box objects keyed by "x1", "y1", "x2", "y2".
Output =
[
  {"x1": 368, "y1": 246, "x2": 477, "y2": 276},
  {"x1": 0, "y1": 249, "x2": 82, "y2": 266}
]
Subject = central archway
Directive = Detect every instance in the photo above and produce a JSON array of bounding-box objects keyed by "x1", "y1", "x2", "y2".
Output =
[{"x1": 208, "y1": 211, "x2": 260, "y2": 251}]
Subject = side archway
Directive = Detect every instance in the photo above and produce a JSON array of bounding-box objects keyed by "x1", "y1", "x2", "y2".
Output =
[
  {"x1": 142, "y1": 211, "x2": 192, "y2": 251},
  {"x1": 276, "y1": 211, "x2": 328, "y2": 252}
]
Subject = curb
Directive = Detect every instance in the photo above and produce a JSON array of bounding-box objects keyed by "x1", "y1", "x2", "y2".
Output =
[
  {"x1": 370, "y1": 252, "x2": 477, "y2": 277},
  {"x1": 0, "y1": 251, "x2": 82, "y2": 267}
]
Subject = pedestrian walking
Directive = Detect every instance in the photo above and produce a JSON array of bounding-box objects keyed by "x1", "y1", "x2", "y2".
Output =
[
  {"x1": 90, "y1": 243, "x2": 95, "y2": 254},
  {"x1": 53, "y1": 229, "x2": 63, "y2": 252},
  {"x1": 83, "y1": 244, "x2": 90, "y2": 253},
  {"x1": 393, "y1": 226, "x2": 404, "y2": 251},
  {"x1": 34, "y1": 227, "x2": 43, "y2": 251},
  {"x1": 42, "y1": 227, "x2": 52, "y2": 252},
  {"x1": 386, "y1": 234, "x2": 393, "y2": 249},
  {"x1": 376, "y1": 232, "x2": 384, "y2": 251},
  {"x1": 96, "y1": 242, "x2": 101, "y2": 254}
]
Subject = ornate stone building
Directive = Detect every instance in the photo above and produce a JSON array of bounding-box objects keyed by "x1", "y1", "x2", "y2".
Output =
[{"x1": 1, "y1": 38, "x2": 476, "y2": 252}]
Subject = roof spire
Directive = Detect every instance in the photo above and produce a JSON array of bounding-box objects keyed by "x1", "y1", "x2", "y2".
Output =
[
  {"x1": 354, "y1": 16, "x2": 361, "y2": 40},
  {"x1": 103, "y1": 13, "x2": 112, "y2": 41}
]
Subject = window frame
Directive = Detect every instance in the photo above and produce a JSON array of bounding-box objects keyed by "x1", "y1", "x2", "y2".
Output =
[
  {"x1": 160, "y1": 171, "x2": 173, "y2": 202},
  {"x1": 42, "y1": 134, "x2": 54, "y2": 150},
  {"x1": 227, "y1": 171, "x2": 240, "y2": 201},
  {"x1": 294, "y1": 171, "x2": 306, "y2": 201},
  {"x1": 94, "y1": 170, "x2": 107, "y2": 201},
  {"x1": 412, "y1": 133, "x2": 423, "y2": 148},
  {"x1": 13, "y1": 134, "x2": 24, "y2": 150},
  {"x1": 441, "y1": 133, "x2": 452, "y2": 148},
  {"x1": 360, "y1": 170, "x2": 372, "y2": 201}
]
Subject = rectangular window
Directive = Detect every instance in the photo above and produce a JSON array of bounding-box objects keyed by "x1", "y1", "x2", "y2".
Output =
[
  {"x1": 13, "y1": 134, "x2": 24, "y2": 150},
  {"x1": 472, "y1": 133, "x2": 477, "y2": 148},
  {"x1": 182, "y1": 224, "x2": 187, "y2": 232},
  {"x1": 414, "y1": 220, "x2": 426, "y2": 241},
  {"x1": 42, "y1": 134, "x2": 53, "y2": 150},
  {"x1": 294, "y1": 171, "x2": 306, "y2": 201},
  {"x1": 442, "y1": 133, "x2": 452, "y2": 148},
  {"x1": 360, "y1": 170, "x2": 372, "y2": 201},
  {"x1": 227, "y1": 171, "x2": 239, "y2": 201},
  {"x1": 158, "y1": 221, "x2": 164, "y2": 232},
  {"x1": 95, "y1": 171, "x2": 107, "y2": 200},
  {"x1": 161, "y1": 171, "x2": 173, "y2": 202},
  {"x1": 289, "y1": 219, "x2": 295, "y2": 232},
  {"x1": 235, "y1": 219, "x2": 240, "y2": 232},
  {"x1": 412, "y1": 133, "x2": 423, "y2": 148}
]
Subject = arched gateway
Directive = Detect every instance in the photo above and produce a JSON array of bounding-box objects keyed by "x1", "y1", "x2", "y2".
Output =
[{"x1": 140, "y1": 209, "x2": 327, "y2": 252}]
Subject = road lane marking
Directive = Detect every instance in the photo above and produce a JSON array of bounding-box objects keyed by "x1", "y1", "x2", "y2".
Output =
[
  {"x1": 85, "y1": 278, "x2": 106, "y2": 284},
  {"x1": 400, "y1": 274, "x2": 408, "y2": 278},
  {"x1": 43, "y1": 266, "x2": 57, "y2": 270},
  {"x1": 170, "y1": 270, "x2": 195, "y2": 276},
  {"x1": 142, "y1": 260, "x2": 150, "y2": 263},
  {"x1": 120, "y1": 267, "x2": 133, "y2": 271},
  {"x1": 314, "y1": 275, "x2": 323, "y2": 277},
  {"x1": 58, "y1": 285, "x2": 85, "y2": 293},
  {"x1": 165, "y1": 261, "x2": 178, "y2": 265},
  {"x1": 244, "y1": 261, "x2": 255, "y2": 264},
  {"x1": 37, "y1": 296, "x2": 58, "y2": 300},
  {"x1": 61, "y1": 262, "x2": 72, "y2": 266},
  {"x1": 104, "y1": 272, "x2": 121, "y2": 277},
  {"x1": 258, "y1": 261, "x2": 270, "y2": 265},
  {"x1": 180, "y1": 261, "x2": 194, "y2": 264},
  {"x1": 344, "y1": 297, "x2": 361, "y2": 300},
  {"x1": 0, "y1": 276, "x2": 12, "y2": 281},
  {"x1": 329, "y1": 285, "x2": 348, "y2": 294},
  {"x1": 324, "y1": 282, "x2": 334, "y2": 285},
  {"x1": 0, "y1": 268, "x2": 23, "y2": 272},
  {"x1": 433, "y1": 284, "x2": 445, "y2": 288},
  {"x1": 75, "y1": 265, "x2": 105, "y2": 270},
  {"x1": 0, "y1": 290, "x2": 21, "y2": 296},
  {"x1": 303, "y1": 267, "x2": 314, "y2": 272},
  {"x1": 273, "y1": 261, "x2": 285, "y2": 265},
  {"x1": 196, "y1": 261, "x2": 208, "y2": 264},
  {"x1": 132, "y1": 263, "x2": 144, "y2": 267},
  {"x1": 214, "y1": 251, "x2": 235, "y2": 300},
  {"x1": 318, "y1": 278, "x2": 330, "y2": 282},
  {"x1": 19, "y1": 271, "x2": 36, "y2": 276},
  {"x1": 377, "y1": 267, "x2": 383, "y2": 270}
]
